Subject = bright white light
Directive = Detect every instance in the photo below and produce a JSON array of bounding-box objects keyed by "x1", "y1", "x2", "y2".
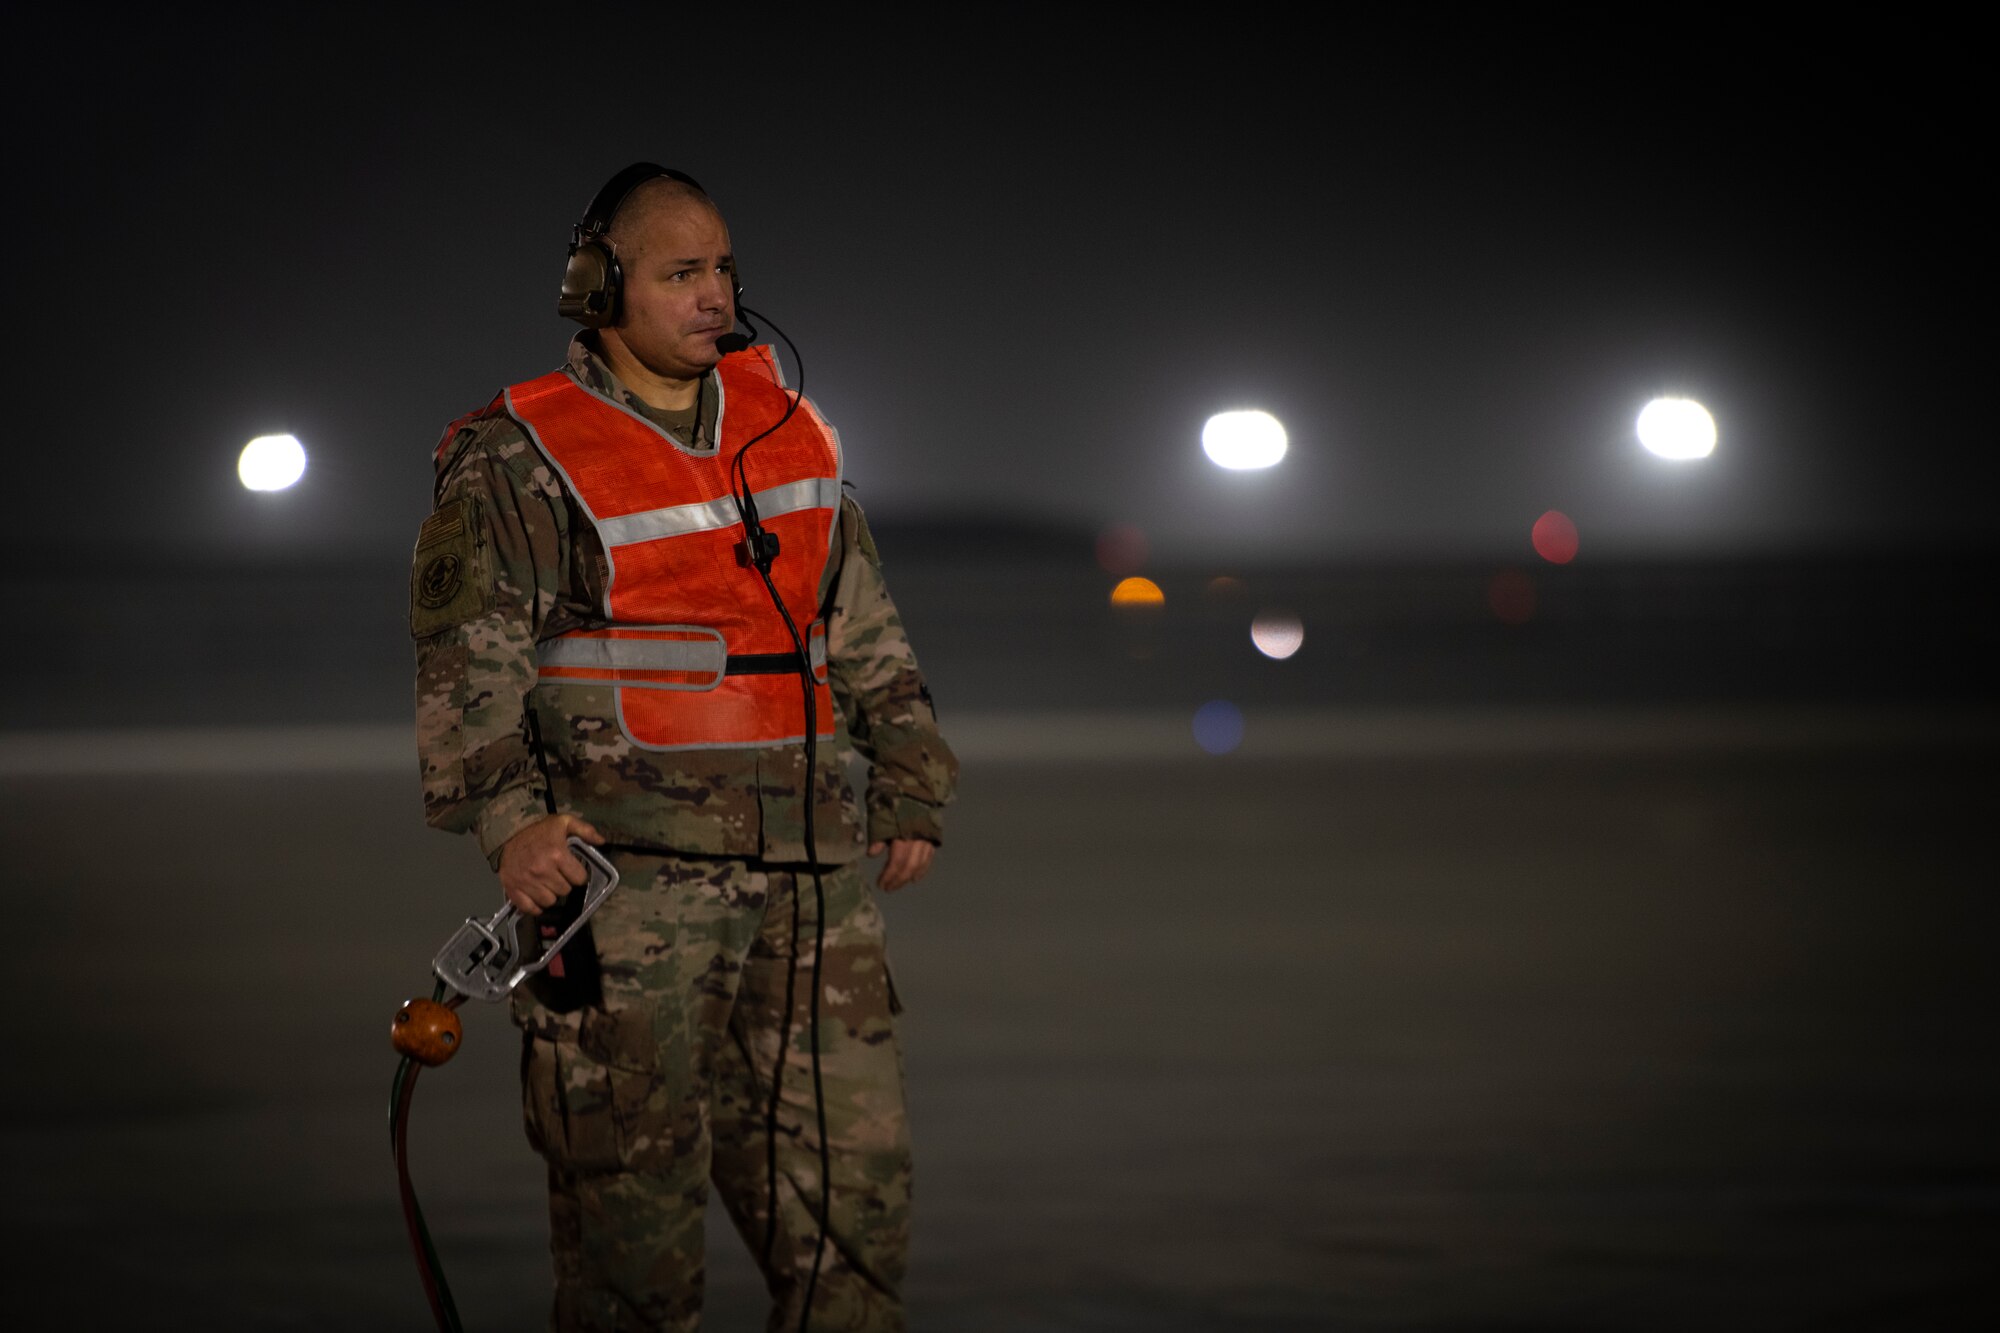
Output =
[
  {"x1": 239, "y1": 434, "x2": 307, "y2": 491},
  {"x1": 1202, "y1": 410, "x2": 1287, "y2": 470},
  {"x1": 1250, "y1": 609, "x2": 1304, "y2": 660},
  {"x1": 1637, "y1": 398, "x2": 1716, "y2": 461}
]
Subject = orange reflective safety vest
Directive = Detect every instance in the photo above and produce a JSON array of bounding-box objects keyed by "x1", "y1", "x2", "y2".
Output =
[{"x1": 505, "y1": 347, "x2": 840, "y2": 751}]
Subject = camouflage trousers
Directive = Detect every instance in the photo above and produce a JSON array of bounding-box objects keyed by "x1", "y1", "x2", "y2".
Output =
[{"x1": 512, "y1": 852, "x2": 911, "y2": 1332}]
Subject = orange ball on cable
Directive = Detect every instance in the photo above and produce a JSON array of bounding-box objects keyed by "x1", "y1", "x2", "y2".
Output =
[{"x1": 391, "y1": 998, "x2": 463, "y2": 1066}]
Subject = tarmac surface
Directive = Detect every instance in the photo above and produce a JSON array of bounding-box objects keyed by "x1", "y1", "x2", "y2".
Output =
[{"x1": 4, "y1": 712, "x2": 1995, "y2": 1331}]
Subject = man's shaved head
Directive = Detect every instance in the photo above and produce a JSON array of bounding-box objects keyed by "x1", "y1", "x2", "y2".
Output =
[
  {"x1": 607, "y1": 176, "x2": 724, "y2": 262},
  {"x1": 592, "y1": 173, "x2": 736, "y2": 400}
]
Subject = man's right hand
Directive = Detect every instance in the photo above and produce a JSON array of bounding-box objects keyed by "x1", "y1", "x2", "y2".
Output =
[{"x1": 498, "y1": 813, "x2": 606, "y2": 916}]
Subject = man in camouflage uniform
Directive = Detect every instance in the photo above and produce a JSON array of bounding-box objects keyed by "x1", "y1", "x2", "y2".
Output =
[{"x1": 409, "y1": 169, "x2": 956, "y2": 1332}]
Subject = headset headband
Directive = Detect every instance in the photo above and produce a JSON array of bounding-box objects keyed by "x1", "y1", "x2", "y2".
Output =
[
  {"x1": 559, "y1": 163, "x2": 733, "y2": 328},
  {"x1": 572, "y1": 164, "x2": 710, "y2": 251}
]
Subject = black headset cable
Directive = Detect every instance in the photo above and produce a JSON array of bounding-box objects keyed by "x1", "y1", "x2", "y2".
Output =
[{"x1": 723, "y1": 309, "x2": 836, "y2": 1331}]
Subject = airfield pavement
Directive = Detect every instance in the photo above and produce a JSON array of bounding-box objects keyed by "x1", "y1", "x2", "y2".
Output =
[{"x1": 2, "y1": 710, "x2": 1995, "y2": 1331}]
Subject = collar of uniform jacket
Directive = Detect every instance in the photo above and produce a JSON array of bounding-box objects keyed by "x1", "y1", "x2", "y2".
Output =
[{"x1": 564, "y1": 333, "x2": 715, "y2": 451}]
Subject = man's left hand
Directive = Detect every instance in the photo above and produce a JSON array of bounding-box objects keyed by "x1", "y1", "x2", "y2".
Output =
[{"x1": 868, "y1": 838, "x2": 935, "y2": 892}]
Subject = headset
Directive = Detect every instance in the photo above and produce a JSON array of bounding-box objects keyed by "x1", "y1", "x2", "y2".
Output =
[{"x1": 557, "y1": 162, "x2": 745, "y2": 329}]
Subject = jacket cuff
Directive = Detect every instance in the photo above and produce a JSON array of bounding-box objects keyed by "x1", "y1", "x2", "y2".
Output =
[
  {"x1": 867, "y1": 792, "x2": 945, "y2": 846},
  {"x1": 475, "y1": 786, "x2": 552, "y2": 868}
]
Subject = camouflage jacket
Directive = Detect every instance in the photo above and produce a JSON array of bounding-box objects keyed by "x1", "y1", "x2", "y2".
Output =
[{"x1": 410, "y1": 335, "x2": 956, "y2": 866}]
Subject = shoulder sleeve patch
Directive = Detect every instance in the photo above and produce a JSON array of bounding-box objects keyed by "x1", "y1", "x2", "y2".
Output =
[{"x1": 410, "y1": 495, "x2": 495, "y2": 639}]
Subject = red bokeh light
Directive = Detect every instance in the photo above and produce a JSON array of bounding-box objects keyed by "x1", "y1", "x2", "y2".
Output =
[
  {"x1": 1095, "y1": 524, "x2": 1148, "y2": 577},
  {"x1": 1487, "y1": 568, "x2": 1536, "y2": 624},
  {"x1": 1531, "y1": 510, "x2": 1578, "y2": 565}
]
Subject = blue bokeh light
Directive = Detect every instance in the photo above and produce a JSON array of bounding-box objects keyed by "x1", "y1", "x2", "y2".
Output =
[{"x1": 1192, "y1": 700, "x2": 1245, "y2": 755}]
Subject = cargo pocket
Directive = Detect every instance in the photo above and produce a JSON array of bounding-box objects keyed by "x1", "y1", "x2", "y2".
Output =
[{"x1": 519, "y1": 1002, "x2": 673, "y2": 1174}]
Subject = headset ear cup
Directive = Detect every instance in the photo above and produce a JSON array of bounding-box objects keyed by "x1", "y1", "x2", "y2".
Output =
[{"x1": 558, "y1": 242, "x2": 619, "y2": 327}]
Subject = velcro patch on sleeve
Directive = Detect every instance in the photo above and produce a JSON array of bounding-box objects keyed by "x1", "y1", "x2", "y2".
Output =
[{"x1": 409, "y1": 496, "x2": 495, "y2": 638}]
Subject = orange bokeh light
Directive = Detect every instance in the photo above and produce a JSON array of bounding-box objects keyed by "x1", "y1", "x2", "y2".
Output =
[
  {"x1": 1532, "y1": 510, "x2": 1579, "y2": 565},
  {"x1": 1110, "y1": 576, "x2": 1166, "y2": 606}
]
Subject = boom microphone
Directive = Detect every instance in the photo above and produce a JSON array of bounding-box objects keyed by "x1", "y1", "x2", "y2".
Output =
[{"x1": 716, "y1": 305, "x2": 762, "y2": 356}]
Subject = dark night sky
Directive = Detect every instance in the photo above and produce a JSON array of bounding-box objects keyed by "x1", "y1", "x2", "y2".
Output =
[{"x1": 4, "y1": 11, "x2": 1984, "y2": 564}]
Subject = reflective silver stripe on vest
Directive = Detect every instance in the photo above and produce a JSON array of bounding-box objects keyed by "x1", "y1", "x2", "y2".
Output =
[
  {"x1": 537, "y1": 628, "x2": 727, "y2": 683},
  {"x1": 595, "y1": 476, "x2": 841, "y2": 549}
]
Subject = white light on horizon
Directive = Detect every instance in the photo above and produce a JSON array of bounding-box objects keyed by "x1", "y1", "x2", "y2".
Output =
[
  {"x1": 1250, "y1": 609, "x2": 1304, "y2": 660},
  {"x1": 239, "y1": 434, "x2": 307, "y2": 491},
  {"x1": 1637, "y1": 398, "x2": 1716, "y2": 461},
  {"x1": 1202, "y1": 410, "x2": 1288, "y2": 470}
]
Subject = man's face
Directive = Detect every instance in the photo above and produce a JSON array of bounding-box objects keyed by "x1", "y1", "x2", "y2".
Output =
[{"x1": 608, "y1": 199, "x2": 736, "y2": 382}]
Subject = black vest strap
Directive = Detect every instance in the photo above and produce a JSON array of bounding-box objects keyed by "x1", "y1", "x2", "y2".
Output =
[{"x1": 725, "y1": 652, "x2": 808, "y2": 675}]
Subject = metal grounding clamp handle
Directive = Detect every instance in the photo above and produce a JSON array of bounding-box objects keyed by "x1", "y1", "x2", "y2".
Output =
[
  {"x1": 388, "y1": 837, "x2": 620, "y2": 1333},
  {"x1": 428, "y1": 838, "x2": 620, "y2": 1005}
]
